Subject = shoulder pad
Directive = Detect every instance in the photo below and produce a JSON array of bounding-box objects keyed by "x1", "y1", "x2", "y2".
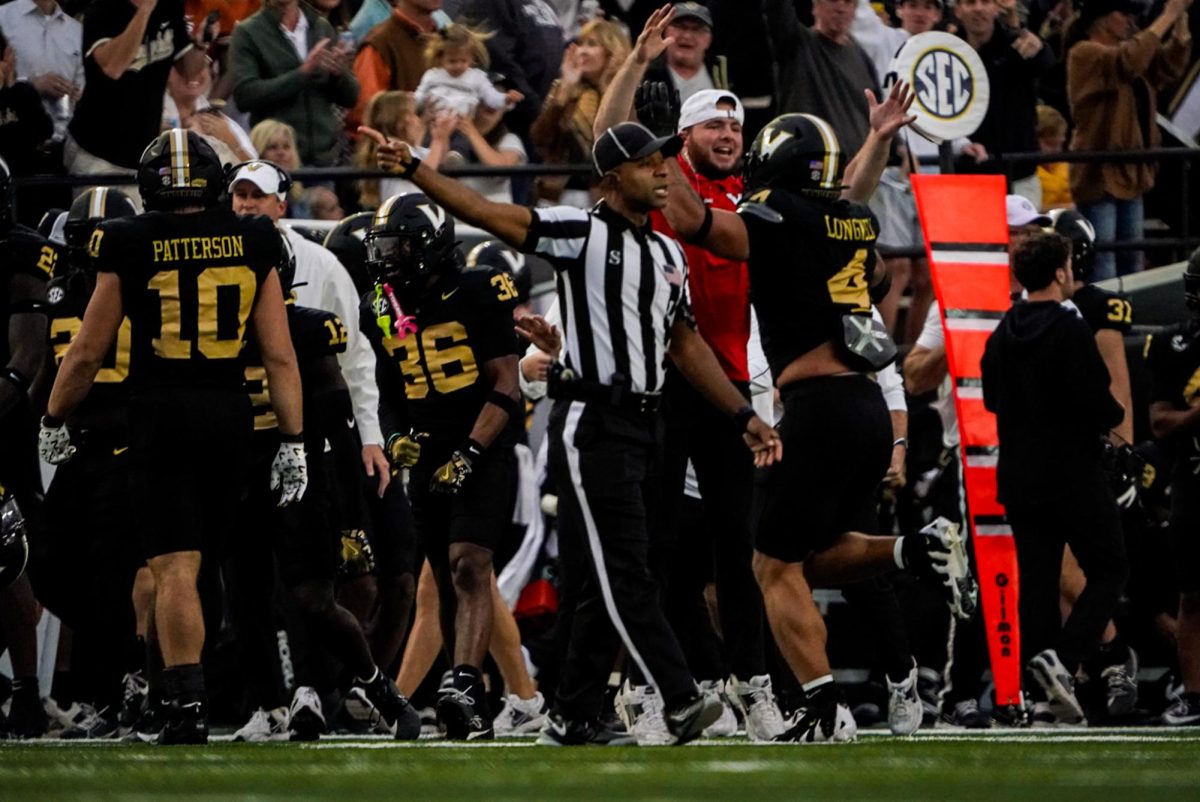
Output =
[
  {"x1": 3, "y1": 225, "x2": 57, "y2": 281},
  {"x1": 459, "y1": 265, "x2": 519, "y2": 307},
  {"x1": 289, "y1": 305, "x2": 349, "y2": 358},
  {"x1": 737, "y1": 201, "x2": 784, "y2": 225}
]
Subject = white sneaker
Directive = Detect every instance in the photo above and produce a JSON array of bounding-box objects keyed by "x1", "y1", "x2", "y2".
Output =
[
  {"x1": 614, "y1": 680, "x2": 671, "y2": 746},
  {"x1": 233, "y1": 707, "x2": 288, "y2": 742},
  {"x1": 288, "y1": 686, "x2": 327, "y2": 741},
  {"x1": 698, "y1": 680, "x2": 737, "y2": 737},
  {"x1": 886, "y1": 664, "x2": 923, "y2": 736},
  {"x1": 776, "y1": 701, "x2": 858, "y2": 743},
  {"x1": 727, "y1": 674, "x2": 786, "y2": 742},
  {"x1": 44, "y1": 699, "x2": 87, "y2": 735},
  {"x1": 493, "y1": 691, "x2": 548, "y2": 736},
  {"x1": 1029, "y1": 649, "x2": 1085, "y2": 725}
]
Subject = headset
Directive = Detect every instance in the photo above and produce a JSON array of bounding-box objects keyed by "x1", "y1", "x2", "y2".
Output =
[{"x1": 226, "y1": 160, "x2": 293, "y2": 197}]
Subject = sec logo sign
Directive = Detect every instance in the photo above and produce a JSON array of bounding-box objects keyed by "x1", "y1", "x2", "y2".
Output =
[{"x1": 887, "y1": 31, "x2": 989, "y2": 144}]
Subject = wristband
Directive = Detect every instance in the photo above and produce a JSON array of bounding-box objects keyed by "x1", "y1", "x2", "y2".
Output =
[
  {"x1": 41, "y1": 414, "x2": 63, "y2": 428},
  {"x1": 397, "y1": 154, "x2": 422, "y2": 179},
  {"x1": 893, "y1": 438, "x2": 908, "y2": 449},
  {"x1": 686, "y1": 205, "x2": 713, "y2": 245},
  {"x1": 732, "y1": 405, "x2": 755, "y2": 433},
  {"x1": 461, "y1": 438, "x2": 485, "y2": 461},
  {"x1": 2, "y1": 367, "x2": 29, "y2": 394},
  {"x1": 281, "y1": 432, "x2": 305, "y2": 444},
  {"x1": 487, "y1": 390, "x2": 523, "y2": 421}
]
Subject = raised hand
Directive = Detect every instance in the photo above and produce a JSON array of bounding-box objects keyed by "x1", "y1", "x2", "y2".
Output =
[
  {"x1": 515, "y1": 314, "x2": 562, "y2": 357},
  {"x1": 633, "y1": 4, "x2": 677, "y2": 65},
  {"x1": 867, "y1": 80, "x2": 916, "y2": 139},
  {"x1": 358, "y1": 125, "x2": 419, "y2": 176}
]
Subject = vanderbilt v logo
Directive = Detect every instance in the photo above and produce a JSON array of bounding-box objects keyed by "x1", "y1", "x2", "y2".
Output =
[{"x1": 757, "y1": 127, "x2": 794, "y2": 159}]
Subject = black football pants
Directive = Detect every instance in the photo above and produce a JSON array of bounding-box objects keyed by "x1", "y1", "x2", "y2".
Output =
[
  {"x1": 1006, "y1": 474, "x2": 1128, "y2": 674},
  {"x1": 548, "y1": 399, "x2": 695, "y2": 720},
  {"x1": 659, "y1": 370, "x2": 766, "y2": 680}
]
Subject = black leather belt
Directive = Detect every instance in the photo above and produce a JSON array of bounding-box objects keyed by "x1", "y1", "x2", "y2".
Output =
[{"x1": 549, "y1": 366, "x2": 663, "y2": 415}]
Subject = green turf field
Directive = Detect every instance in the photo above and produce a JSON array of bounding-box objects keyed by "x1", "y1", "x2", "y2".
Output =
[{"x1": 2, "y1": 730, "x2": 1199, "y2": 801}]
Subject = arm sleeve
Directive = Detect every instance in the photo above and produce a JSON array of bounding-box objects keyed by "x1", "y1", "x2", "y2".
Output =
[
  {"x1": 914, "y1": 301, "x2": 944, "y2": 351},
  {"x1": 873, "y1": 307, "x2": 906, "y2": 412},
  {"x1": 520, "y1": 206, "x2": 592, "y2": 260}
]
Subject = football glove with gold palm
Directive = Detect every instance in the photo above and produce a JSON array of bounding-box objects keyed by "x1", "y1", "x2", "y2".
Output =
[
  {"x1": 430, "y1": 439, "x2": 484, "y2": 494},
  {"x1": 339, "y1": 529, "x2": 376, "y2": 577},
  {"x1": 386, "y1": 430, "x2": 425, "y2": 475},
  {"x1": 271, "y1": 435, "x2": 308, "y2": 506}
]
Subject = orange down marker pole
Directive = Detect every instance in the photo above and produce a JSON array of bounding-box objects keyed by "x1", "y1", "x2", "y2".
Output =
[{"x1": 912, "y1": 174, "x2": 1023, "y2": 707}]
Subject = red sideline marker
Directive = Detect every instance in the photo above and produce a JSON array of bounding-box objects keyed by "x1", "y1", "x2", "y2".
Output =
[{"x1": 912, "y1": 174, "x2": 1023, "y2": 708}]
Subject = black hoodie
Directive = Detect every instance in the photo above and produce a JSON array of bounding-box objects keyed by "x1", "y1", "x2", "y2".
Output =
[{"x1": 981, "y1": 300, "x2": 1124, "y2": 504}]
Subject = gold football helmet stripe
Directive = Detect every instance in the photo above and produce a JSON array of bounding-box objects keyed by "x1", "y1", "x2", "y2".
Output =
[
  {"x1": 88, "y1": 187, "x2": 108, "y2": 219},
  {"x1": 799, "y1": 114, "x2": 841, "y2": 190},
  {"x1": 375, "y1": 193, "x2": 401, "y2": 227},
  {"x1": 170, "y1": 128, "x2": 190, "y2": 188}
]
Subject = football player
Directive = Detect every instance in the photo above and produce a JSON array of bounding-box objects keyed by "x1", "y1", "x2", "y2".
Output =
[
  {"x1": 39, "y1": 130, "x2": 306, "y2": 745},
  {"x1": 0, "y1": 155, "x2": 55, "y2": 739},
  {"x1": 659, "y1": 86, "x2": 981, "y2": 742},
  {"x1": 1147, "y1": 252, "x2": 1200, "y2": 726},
  {"x1": 362, "y1": 193, "x2": 522, "y2": 740}
]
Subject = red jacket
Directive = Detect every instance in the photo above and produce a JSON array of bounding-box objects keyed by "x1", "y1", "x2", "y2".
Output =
[{"x1": 651, "y1": 154, "x2": 750, "y2": 382}]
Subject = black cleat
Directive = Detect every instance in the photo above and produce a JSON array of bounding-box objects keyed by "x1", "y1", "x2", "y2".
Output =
[
  {"x1": 359, "y1": 671, "x2": 420, "y2": 741},
  {"x1": 436, "y1": 686, "x2": 494, "y2": 741},
  {"x1": 664, "y1": 693, "x2": 723, "y2": 746},
  {"x1": 5, "y1": 686, "x2": 46, "y2": 739},
  {"x1": 536, "y1": 712, "x2": 637, "y2": 746},
  {"x1": 157, "y1": 701, "x2": 208, "y2": 745}
]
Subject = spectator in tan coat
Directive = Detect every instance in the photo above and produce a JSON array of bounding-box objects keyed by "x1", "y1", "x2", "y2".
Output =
[{"x1": 1067, "y1": 0, "x2": 1192, "y2": 280}]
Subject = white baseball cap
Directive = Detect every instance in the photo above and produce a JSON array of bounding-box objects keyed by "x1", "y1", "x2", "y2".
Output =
[
  {"x1": 228, "y1": 160, "x2": 290, "y2": 200},
  {"x1": 1005, "y1": 194, "x2": 1051, "y2": 228},
  {"x1": 678, "y1": 90, "x2": 745, "y2": 133}
]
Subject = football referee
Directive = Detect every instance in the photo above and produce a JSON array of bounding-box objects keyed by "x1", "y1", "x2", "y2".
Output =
[{"x1": 360, "y1": 121, "x2": 780, "y2": 746}]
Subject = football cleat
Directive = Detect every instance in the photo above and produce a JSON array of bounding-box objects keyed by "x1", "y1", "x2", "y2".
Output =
[
  {"x1": 288, "y1": 687, "x2": 327, "y2": 742},
  {"x1": 436, "y1": 686, "x2": 493, "y2": 741},
  {"x1": 615, "y1": 681, "x2": 671, "y2": 746},
  {"x1": 1101, "y1": 647, "x2": 1139, "y2": 718},
  {"x1": 941, "y1": 699, "x2": 992, "y2": 729},
  {"x1": 1029, "y1": 649, "x2": 1085, "y2": 725},
  {"x1": 698, "y1": 680, "x2": 738, "y2": 737},
  {"x1": 60, "y1": 704, "x2": 118, "y2": 740},
  {"x1": 4, "y1": 689, "x2": 47, "y2": 739},
  {"x1": 727, "y1": 674, "x2": 786, "y2": 742},
  {"x1": 904, "y1": 518, "x2": 979, "y2": 620},
  {"x1": 665, "y1": 691, "x2": 724, "y2": 746},
  {"x1": 157, "y1": 700, "x2": 208, "y2": 745},
  {"x1": 916, "y1": 666, "x2": 942, "y2": 726},
  {"x1": 1162, "y1": 694, "x2": 1200, "y2": 726},
  {"x1": 118, "y1": 671, "x2": 149, "y2": 731},
  {"x1": 536, "y1": 712, "x2": 637, "y2": 746},
  {"x1": 493, "y1": 691, "x2": 548, "y2": 737},
  {"x1": 233, "y1": 707, "x2": 289, "y2": 742},
  {"x1": 886, "y1": 664, "x2": 923, "y2": 736},
  {"x1": 357, "y1": 671, "x2": 421, "y2": 741},
  {"x1": 775, "y1": 683, "x2": 857, "y2": 743}
]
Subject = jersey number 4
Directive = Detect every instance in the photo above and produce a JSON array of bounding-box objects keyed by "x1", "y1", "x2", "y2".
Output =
[{"x1": 148, "y1": 267, "x2": 256, "y2": 359}]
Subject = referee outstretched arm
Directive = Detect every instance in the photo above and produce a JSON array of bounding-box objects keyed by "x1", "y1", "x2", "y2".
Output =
[{"x1": 661, "y1": 81, "x2": 916, "y2": 261}]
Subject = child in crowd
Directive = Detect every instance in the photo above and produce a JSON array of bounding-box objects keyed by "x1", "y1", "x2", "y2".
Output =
[
  {"x1": 1036, "y1": 105, "x2": 1073, "y2": 211},
  {"x1": 414, "y1": 24, "x2": 522, "y2": 118}
]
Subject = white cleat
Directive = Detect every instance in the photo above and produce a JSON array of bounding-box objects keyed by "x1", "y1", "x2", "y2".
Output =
[
  {"x1": 886, "y1": 664, "x2": 923, "y2": 736},
  {"x1": 727, "y1": 674, "x2": 786, "y2": 742}
]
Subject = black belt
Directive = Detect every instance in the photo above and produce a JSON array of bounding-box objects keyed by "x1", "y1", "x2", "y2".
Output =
[{"x1": 549, "y1": 367, "x2": 663, "y2": 415}]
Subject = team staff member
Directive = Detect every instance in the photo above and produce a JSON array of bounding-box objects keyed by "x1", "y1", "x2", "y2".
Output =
[
  {"x1": 39, "y1": 130, "x2": 307, "y2": 745},
  {"x1": 981, "y1": 232, "x2": 1127, "y2": 726},
  {"x1": 0, "y1": 155, "x2": 55, "y2": 739},
  {"x1": 1147, "y1": 252, "x2": 1200, "y2": 726},
  {"x1": 359, "y1": 192, "x2": 522, "y2": 740},
  {"x1": 359, "y1": 116, "x2": 780, "y2": 746},
  {"x1": 662, "y1": 82, "x2": 976, "y2": 743}
]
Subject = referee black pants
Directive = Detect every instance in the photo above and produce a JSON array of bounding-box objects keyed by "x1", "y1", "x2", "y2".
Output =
[
  {"x1": 548, "y1": 399, "x2": 696, "y2": 720},
  {"x1": 1006, "y1": 473, "x2": 1128, "y2": 675}
]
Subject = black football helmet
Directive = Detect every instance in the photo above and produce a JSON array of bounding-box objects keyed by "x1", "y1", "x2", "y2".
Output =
[
  {"x1": 0, "y1": 492, "x2": 28, "y2": 591},
  {"x1": 364, "y1": 193, "x2": 457, "y2": 287},
  {"x1": 324, "y1": 211, "x2": 374, "y2": 295},
  {"x1": 466, "y1": 240, "x2": 531, "y2": 303},
  {"x1": 137, "y1": 128, "x2": 226, "y2": 211},
  {"x1": 1049, "y1": 208, "x2": 1097, "y2": 282},
  {"x1": 64, "y1": 188, "x2": 138, "y2": 269},
  {"x1": 37, "y1": 207, "x2": 66, "y2": 240},
  {"x1": 743, "y1": 113, "x2": 844, "y2": 198},
  {"x1": 1186, "y1": 246, "x2": 1200, "y2": 315}
]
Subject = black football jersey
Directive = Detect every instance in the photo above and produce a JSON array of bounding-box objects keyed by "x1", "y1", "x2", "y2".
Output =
[
  {"x1": 1146, "y1": 319, "x2": 1200, "y2": 480},
  {"x1": 90, "y1": 208, "x2": 278, "y2": 390},
  {"x1": 739, "y1": 188, "x2": 880, "y2": 378},
  {"x1": 46, "y1": 268, "x2": 132, "y2": 431},
  {"x1": 361, "y1": 266, "x2": 519, "y2": 444},
  {"x1": 1073, "y1": 283, "x2": 1133, "y2": 335},
  {"x1": 1, "y1": 224, "x2": 56, "y2": 363},
  {"x1": 244, "y1": 303, "x2": 350, "y2": 431}
]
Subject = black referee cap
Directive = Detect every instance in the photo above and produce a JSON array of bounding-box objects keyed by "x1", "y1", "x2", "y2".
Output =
[{"x1": 592, "y1": 122, "x2": 683, "y2": 175}]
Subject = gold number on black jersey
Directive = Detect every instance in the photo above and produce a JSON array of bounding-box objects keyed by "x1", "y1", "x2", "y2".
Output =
[
  {"x1": 491, "y1": 273, "x2": 518, "y2": 302},
  {"x1": 148, "y1": 266, "x2": 257, "y2": 360},
  {"x1": 50, "y1": 316, "x2": 132, "y2": 382},
  {"x1": 382, "y1": 321, "x2": 478, "y2": 399},
  {"x1": 36, "y1": 246, "x2": 56, "y2": 277},
  {"x1": 324, "y1": 317, "x2": 349, "y2": 347},
  {"x1": 826, "y1": 249, "x2": 871, "y2": 313},
  {"x1": 1106, "y1": 298, "x2": 1132, "y2": 325}
]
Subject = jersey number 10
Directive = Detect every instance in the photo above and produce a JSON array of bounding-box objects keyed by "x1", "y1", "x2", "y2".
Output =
[{"x1": 148, "y1": 266, "x2": 257, "y2": 359}]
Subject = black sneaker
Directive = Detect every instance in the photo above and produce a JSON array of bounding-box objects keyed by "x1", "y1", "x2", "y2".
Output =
[
  {"x1": 941, "y1": 699, "x2": 991, "y2": 729},
  {"x1": 664, "y1": 693, "x2": 723, "y2": 746},
  {"x1": 128, "y1": 696, "x2": 169, "y2": 742},
  {"x1": 118, "y1": 672, "x2": 149, "y2": 731},
  {"x1": 60, "y1": 704, "x2": 119, "y2": 740},
  {"x1": 357, "y1": 671, "x2": 420, "y2": 741},
  {"x1": 5, "y1": 687, "x2": 46, "y2": 739},
  {"x1": 157, "y1": 701, "x2": 208, "y2": 745},
  {"x1": 537, "y1": 712, "x2": 637, "y2": 746},
  {"x1": 436, "y1": 686, "x2": 494, "y2": 741},
  {"x1": 1101, "y1": 647, "x2": 1139, "y2": 718},
  {"x1": 916, "y1": 667, "x2": 942, "y2": 727},
  {"x1": 991, "y1": 701, "x2": 1032, "y2": 728}
]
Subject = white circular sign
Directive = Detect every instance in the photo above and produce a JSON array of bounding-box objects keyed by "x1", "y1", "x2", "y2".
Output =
[{"x1": 886, "y1": 31, "x2": 990, "y2": 144}]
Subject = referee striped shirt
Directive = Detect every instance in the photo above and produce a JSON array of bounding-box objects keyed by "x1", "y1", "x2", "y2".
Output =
[{"x1": 521, "y1": 203, "x2": 691, "y2": 394}]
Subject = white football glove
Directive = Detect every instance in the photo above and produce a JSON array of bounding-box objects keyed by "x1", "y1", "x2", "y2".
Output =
[
  {"x1": 38, "y1": 418, "x2": 76, "y2": 465},
  {"x1": 271, "y1": 437, "x2": 308, "y2": 506}
]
